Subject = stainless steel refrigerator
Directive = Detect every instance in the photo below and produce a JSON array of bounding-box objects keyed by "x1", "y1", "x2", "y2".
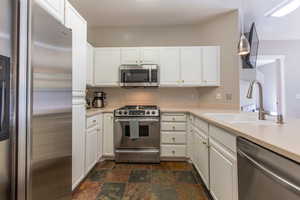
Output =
[{"x1": 1, "y1": 0, "x2": 73, "y2": 199}]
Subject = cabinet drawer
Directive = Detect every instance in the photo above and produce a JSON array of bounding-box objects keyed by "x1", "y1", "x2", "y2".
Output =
[
  {"x1": 194, "y1": 117, "x2": 208, "y2": 133},
  {"x1": 161, "y1": 122, "x2": 186, "y2": 131},
  {"x1": 87, "y1": 115, "x2": 98, "y2": 129},
  {"x1": 161, "y1": 145, "x2": 186, "y2": 157},
  {"x1": 161, "y1": 132, "x2": 186, "y2": 144},
  {"x1": 209, "y1": 125, "x2": 236, "y2": 152},
  {"x1": 162, "y1": 113, "x2": 187, "y2": 122}
]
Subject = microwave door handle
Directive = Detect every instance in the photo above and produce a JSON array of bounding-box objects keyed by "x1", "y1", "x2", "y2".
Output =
[{"x1": 149, "y1": 68, "x2": 152, "y2": 84}]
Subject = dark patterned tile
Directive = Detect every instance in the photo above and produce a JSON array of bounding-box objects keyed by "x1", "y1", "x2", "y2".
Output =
[
  {"x1": 129, "y1": 170, "x2": 151, "y2": 183},
  {"x1": 175, "y1": 184, "x2": 209, "y2": 200},
  {"x1": 97, "y1": 183, "x2": 126, "y2": 200},
  {"x1": 122, "y1": 183, "x2": 152, "y2": 200},
  {"x1": 175, "y1": 171, "x2": 197, "y2": 184},
  {"x1": 96, "y1": 161, "x2": 115, "y2": 170},
  {"x1": 151, "y1": 184, "x2": 178, "y2": 200},
  {"x1": 113, "y1": 163, "x2": 134, "y2": 170},
  {"x1": 88, "y1": 169, "x2": 108, "y2": 182},
  {"x1": 151, "y1": 170, "x2": 176, "y2": 186},
  {"x1": 151, "y1": 162, "x2": 171, "y2": 170},
  {"x1": 105, "y1": 169, "x2": 131, "y2": 183},
  {"x1": 165, "y1": 162, "x2": 193, "y2": 171},
  {"x1": 72, "y1": 181, "x2": 102, "y2": 200},
  {"x1": 131, "y1": 164, "x2": 152, "y2": 170}
]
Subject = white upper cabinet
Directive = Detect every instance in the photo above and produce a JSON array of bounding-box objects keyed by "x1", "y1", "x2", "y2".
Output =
[
  {"x1": 160, "y1": 47, "x2": 181, "y2": 86},
  {"x1": 86, "y1": 43, "x2": 94, "y2": 86},
  {"x1": 94, "y1": 48, "x2": 121, "y2": 86},
  {"x1": 65, "y1": 1, "x2": 87, "y2": 94},
  {"x1": 37, "y1": 0, "x2": 65, "y2": 23},
  {"x1": 121, "y1": 47, "x2": 160, "y2": 65},
  {"x1": 121, "y1": 48, "x2": 140, "y2": 65},
  {"x1": 180, "y1": 47, "x2": 203, "y2": 86},
  {"x1": 140, "y1": 47, "x2": 160, "y2": 64},
  {"x1": 202, "y1": 46, "x2": 220, "y2": 86}
]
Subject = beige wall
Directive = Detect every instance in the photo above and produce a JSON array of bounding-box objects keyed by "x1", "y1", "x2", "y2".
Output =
[{"x1": 88, "y1": 10, "x2": 240, "y2": 109}]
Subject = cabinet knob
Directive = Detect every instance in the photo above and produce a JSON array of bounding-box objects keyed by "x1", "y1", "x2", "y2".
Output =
[
  {"x1": 172, "y1": 117, "x2": 175, "y2": 121},
  {"x1": 202, "y1": 141, "x2": 207, "y2": 145},
  {"x1": 93, "y1": 120, "x2": 96, "y2": 123},
  {"x1": 172, "y1": 137, "x2": 175, "y2": 141},
  {"x1": 172, "y1": 126, "x2": 175, "y2": 130},
  {"x1": 172, "y1": 150, "x2": 175, "y2": 154}
]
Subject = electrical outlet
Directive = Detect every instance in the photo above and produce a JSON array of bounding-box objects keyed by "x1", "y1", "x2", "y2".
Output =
[
  {"x1": 226, "y1": 93, "x2": 233, "y2": 101},
  {"x1": 216, "y1": 93, "x2": 222, "y2": 100}
]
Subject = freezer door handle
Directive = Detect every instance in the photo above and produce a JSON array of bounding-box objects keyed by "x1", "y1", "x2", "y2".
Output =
[
  {"x1": 238, "y1": 149, "x2": 300, "y2": 194},
  {"x1": 0, "y1": 81, "x2": 5, "y2": 130}
]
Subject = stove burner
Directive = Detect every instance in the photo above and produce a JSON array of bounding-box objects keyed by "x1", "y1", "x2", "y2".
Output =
[{"x1": 114, "y1": 105, "x2": 160, "y2": 117}]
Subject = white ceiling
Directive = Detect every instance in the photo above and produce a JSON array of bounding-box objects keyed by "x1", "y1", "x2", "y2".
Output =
[
  {"x1": 69, "y1": 0, "x2": 240, "y2": 27},
  {"x1": 244, "y1": 0, "x2": 300, "y2": 40}
]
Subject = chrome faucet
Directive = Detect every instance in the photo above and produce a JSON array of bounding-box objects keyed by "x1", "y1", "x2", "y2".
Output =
[
  {"x1": 246, "y1": 80, "x2": 284, "y2": 124},
  {"x1": 246, "y1": 80, "x2": 266, "y2": 120}
]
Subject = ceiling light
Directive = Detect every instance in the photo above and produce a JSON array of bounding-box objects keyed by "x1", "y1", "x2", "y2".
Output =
[
  {"x1": 265, "y1": 0, "x2": 300, "y2": 17},
  {"x1": 238, "y1": 0, "x2": 250, "y2": 56}
]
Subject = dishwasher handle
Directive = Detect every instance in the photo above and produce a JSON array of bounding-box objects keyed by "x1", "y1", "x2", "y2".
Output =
[{"x1": 238, "y1": 149, "x2": 300, "y2": 194}]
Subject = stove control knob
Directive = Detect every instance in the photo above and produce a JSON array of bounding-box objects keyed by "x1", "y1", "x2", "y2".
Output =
[
  {"x1": 146, "y1": 111, "x2": 150, "y2": 115},
  {"x1": 124, "y1": 111, "x2": 128, "y2": 115},
  {"x1": 152, "y1": 111, "x2": 156, "y2": 115},
  {"x1": 118, "y1": 111, "x2": 122, "y2": 115}
]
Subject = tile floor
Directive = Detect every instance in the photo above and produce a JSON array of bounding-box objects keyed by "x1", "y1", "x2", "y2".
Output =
[{"x1": 72, "y1": 161, "x2": 211, "y2": 200}]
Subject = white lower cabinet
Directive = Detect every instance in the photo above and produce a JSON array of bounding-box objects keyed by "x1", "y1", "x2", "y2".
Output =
[
  {"x1": 85, "y1": 127, "x2": 98, "y2": 173},
  {"x1": 103, "y1": 113, "x2": 114, "y2": 156},
  {"x1": 193, "y1": 128, "x2": 209, "y2": 188},
  {"x1": 72, "y1": 104, "x2": 86, "y2": 189},
  {"x1": 161, "y1": 145, "x2": 186, "y2": 157},
  {"x1": 97, "y1": 114, "x2": 103, "y2": 159},
  {"x1": 209, "y1": 138, "x2": 238, "y2": 200}
]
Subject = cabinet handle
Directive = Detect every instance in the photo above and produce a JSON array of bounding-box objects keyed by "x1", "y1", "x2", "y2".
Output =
[
  {"x1": 202, "y1": 141, "x2": 207, "y2": 145},
  {"x1": 172, "y1": 137, "x2": 175, "y2": 141},
  {"x1": 172, "y1": 126, "x2": 175, "y2": 130},
  {"x1": 93, "y1": 120, "x2": 96, "y2": 123},
  {"x1": 182, "y1": 80, "x2": 185, "y2": 83},
  {"x1": 172, "y1": 150, "x2": 175, "y2": 154}
]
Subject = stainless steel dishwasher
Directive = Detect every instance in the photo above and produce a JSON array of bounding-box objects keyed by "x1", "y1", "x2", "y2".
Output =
[{"x1": 237, "y1": 137, "x2": 300, "y2": 200}]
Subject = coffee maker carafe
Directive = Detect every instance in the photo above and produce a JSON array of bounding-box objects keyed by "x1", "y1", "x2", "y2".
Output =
[{"x1": 93, "y1": 92, "x2": 106, "y2": 108}]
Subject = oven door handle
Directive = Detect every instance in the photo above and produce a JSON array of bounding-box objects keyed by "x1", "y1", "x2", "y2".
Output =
[
  {"x1": 115, "y1": 118, "x2": 160, "y2": 122},
  {"x1": 238, "y1": 149, "x2": 300, "y2": 194},
  {"x1": 1, "y1": 81, "x2": 5, "y2": 130}
]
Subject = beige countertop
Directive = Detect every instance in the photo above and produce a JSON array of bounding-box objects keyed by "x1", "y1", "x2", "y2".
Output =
[{"x1": 86, "y1": 106, "x2": 300, "y2": 163}]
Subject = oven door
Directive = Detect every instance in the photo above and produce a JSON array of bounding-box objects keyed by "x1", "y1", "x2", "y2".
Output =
[
  {"x1": 120, "y1": 66, "x2": 150, "y2": 87},
  {"x1": 114, "y1": 117, "x2": 160, "y2": 149}
]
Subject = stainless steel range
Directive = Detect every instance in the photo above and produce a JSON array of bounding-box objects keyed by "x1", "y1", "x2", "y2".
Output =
[{"x1": 114, "y1": 105, "x2": 160, "y2": 163}]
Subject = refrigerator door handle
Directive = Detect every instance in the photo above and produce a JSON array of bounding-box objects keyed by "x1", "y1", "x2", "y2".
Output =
[
  {"x1": 238, "y1": 149, "x2": 300, "y2": 194},
  {"x1": 1, "y1": 81, "x2": 5, "y2": 130}
]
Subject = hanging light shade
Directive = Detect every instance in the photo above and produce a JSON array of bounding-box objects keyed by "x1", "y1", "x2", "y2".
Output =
[{"x1": 238, "y1": 33, "x2": 250, "y2": 56}]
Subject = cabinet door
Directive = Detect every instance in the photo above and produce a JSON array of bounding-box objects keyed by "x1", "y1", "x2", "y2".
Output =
[
  {"x1": 210, "y1": 139, "x2": 238, "y2": 200},
  {"x1": 85, "y1": 127, "x2": 98, "y2": 174},
  {"x1": 72, "y1": 104, "x2": 86, "y2": 189},
  {"x1": 94, "y1": 48, "x2": 121, "y2": 86},
  {"x1": 193, "y1": 129, "x2": 209, "y2": 188},
  {"x1": 37, "y1": 0, "x2": 65, "y2": 23},
  {"x1": 140, "y1": 47, "x2": 159, "y2": 64},
  {"x1": 97, "y1": 114, "x2": 103, "y2": 159},
  {"x1": 160, "y1": 47, "x2": 181, "y2": 86},
  {"x1": 180, "y1": 47, "x2": 203, "y2": 86},
  {"x1": 86, "y1": 43, "x2": 94, "y2": 86},
  {"x1": 103, "y1": 113, "x2": 114, "y2": 156},
  {"x1": 65, "y1": 2, "x2": 87, "y2": 93},
  {"x1": 202, "y1": 46, "x2": 220, "y2": 86},
  {"x1": 121, "y1": 48, "x2": 140, "y2": 65}
]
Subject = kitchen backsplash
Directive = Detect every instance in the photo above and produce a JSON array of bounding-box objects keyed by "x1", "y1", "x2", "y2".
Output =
[{"x1": 86, "y1": 87, "x2": 202, "y2": 108}]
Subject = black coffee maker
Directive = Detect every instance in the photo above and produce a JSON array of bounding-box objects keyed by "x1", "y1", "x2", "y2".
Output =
[{"x1": 92, "y1": 92, "x2": 106, "y2": 108}]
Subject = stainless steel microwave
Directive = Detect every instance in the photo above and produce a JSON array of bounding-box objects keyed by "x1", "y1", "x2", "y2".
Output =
[{"x1": 119, "y1": 65, "x2": 159, "y2": 87}]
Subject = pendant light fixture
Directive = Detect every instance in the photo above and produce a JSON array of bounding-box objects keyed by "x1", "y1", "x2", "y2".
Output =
[{"x1": 238, "y1": 0, "x2": 250, "y2": 56}]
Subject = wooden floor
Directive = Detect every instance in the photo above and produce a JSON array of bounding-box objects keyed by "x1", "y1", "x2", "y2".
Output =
[{"x1": 72, "y1": 161, "x2": 211, "y2": 200}]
